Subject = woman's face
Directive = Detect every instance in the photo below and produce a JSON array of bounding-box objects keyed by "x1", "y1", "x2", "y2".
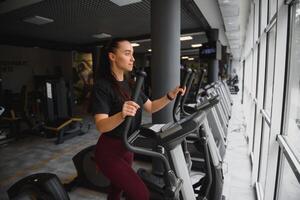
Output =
[{"x1": 109, "y1": 40, "x2": 135, "y2": 72}]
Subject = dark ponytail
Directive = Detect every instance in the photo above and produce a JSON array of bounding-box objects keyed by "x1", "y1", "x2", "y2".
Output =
[{"x1": 97, "y1": 38, "x2": 132, "y2": 102}]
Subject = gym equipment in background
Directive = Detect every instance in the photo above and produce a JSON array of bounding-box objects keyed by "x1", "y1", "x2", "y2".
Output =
[{"x1": 43, "y1": 78, "x2": 86, "y2": 144}]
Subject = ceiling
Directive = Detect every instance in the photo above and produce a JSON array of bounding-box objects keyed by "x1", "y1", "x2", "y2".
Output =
[
  {"x1": 132, "y1": 31, "x2": 208, "y2": 55},
  {"x1": 217, "y1": 0, "x2": 250, "y2": 60},
  {"x1": 0, "y1": 0, "x2": 210, "y2": 54}
]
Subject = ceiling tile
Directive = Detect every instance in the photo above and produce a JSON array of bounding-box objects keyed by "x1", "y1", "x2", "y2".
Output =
[{"x1": 220, "y1": 5, "x2": 239, "y2": 17}]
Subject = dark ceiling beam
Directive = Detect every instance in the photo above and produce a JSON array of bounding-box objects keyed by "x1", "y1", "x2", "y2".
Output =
[
  {"x1": 181, "y1": 0, "x2": 211, "y2": 31},
  {"x1": 181, "y1": 28, "x2": 206, "y2": 35}
]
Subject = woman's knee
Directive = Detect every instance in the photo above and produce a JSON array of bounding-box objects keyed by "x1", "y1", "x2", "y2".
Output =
[
  {"x1": 125, "y1": 182, "x2": 149, "y2": 200},
  {"x1": 136, "y1": 185, "x2": 149, "y2": 200}
]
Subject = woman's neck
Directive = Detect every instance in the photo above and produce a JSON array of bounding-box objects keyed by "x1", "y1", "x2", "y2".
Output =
[{"x1": 111, "y1": 65, "x2": 124, "y2": 81}]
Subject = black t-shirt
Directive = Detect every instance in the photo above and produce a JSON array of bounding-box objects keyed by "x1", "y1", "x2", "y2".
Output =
[{"x1": 92, "y1": 78, "x2": 148, "y2": 138}]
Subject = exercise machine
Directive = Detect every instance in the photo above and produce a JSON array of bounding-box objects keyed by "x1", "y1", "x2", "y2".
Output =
[
  {"x1": 64, "y1": 144, "x2": 111, "y2": 193},
  {"x1": 43, "y1": 78, "x2": 86, "y2": 144},
  {"x1": 7, "y1": 173, "x2": 69, "y2": 200},
  {"x1": 126, "y1": 71, "x2": 224, "y2": 200}
]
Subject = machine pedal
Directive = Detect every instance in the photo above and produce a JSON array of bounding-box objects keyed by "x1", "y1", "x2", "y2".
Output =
[{"x1": 138, "y1": 169, "x2": 165, "y2": 189}]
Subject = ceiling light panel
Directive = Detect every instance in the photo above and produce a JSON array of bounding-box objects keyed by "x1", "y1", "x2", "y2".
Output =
[
  {"x1": 218, "y1": 0, "x2": 238, "y2": 6},
  {"x1": 229, "y1": 39, "x2": 240, "y2": 44},
  {"x1": 23, "y1": 15, "x2": 54, "y2": 25},
  {"x1": 230, "y1": 44, "x2": 240, "y2": 49},
  {"x1": 191, "y1": 43, "x2": 202, "y2": 48},
  {"x1": 131, "y1": 43, "x2": 140, "y2": 47},
  {"x1": 92, "y1": 33, "x2": 112, "y2": 39},
  {"x1": 224, "y1": 16, "x2": 239, "y2": 25},
  {"x1": 220, "y1": 5, "x2": 239, "y2": 17},
  {"x1": 180, "y1": 36, "x2": 193, "y2": 41},
  {"x1": 226, "y1": 24, "x2": 240, "y2": 32},
  {"x1": 226, "y1": 31, "x2": 240, "y2": 40},
  {"x1": 110, "y1": 0, "x2": 142, "y2": 6}
]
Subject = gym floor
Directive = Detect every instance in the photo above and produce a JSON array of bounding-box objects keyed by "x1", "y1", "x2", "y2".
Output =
[{"x1": 0, "y1": 94, "x2": 255, "y2": 200}]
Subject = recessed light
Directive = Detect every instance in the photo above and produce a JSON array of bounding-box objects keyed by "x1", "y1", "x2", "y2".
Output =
[
  {"x1": 131, "y1": 43, "x2": 140, "y2": 47},
  {"x1": 148, "y1": 49, "x2": 152, "y2": 52},
  {"x1": 181, "y1": 56, "x2": 189, "y2": 59},
  {"x1": 180, "y1": 36, "x2": 193, "y2": 41},
  {"x1": 188, "y1": 58, "x2": 194, "y2": 61},
  {"x1": 191, "y1": 44, "x2": 202, "y2": 48}
]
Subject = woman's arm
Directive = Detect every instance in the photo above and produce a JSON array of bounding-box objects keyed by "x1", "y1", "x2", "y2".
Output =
[
  {"x1": 94, "y1": 101, "x2": 140, "y2": 133},
  {"x1": 143, "y1": 86, "x2": 185, "y2": 113},
  {"x1": 94, "y1": 112, "x2": 124, "y2": 133}
]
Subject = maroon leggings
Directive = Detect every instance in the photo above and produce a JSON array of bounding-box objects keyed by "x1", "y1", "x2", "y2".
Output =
[{"x1": 95, "y1": 134, "x2": 149, "y2": 200}]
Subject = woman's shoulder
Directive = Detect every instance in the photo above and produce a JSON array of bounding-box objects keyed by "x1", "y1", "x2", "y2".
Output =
[
  {"x1": 93, "y1": 78, "x2": 114, "y2": 96},
  {"x1": 94, "y1": 78, "x2": 112, "y2": 88}
]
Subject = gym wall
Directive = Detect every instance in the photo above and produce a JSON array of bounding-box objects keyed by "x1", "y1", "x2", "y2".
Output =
[{"x1": 0, "y1": 45, "x2": 72, "y2": 93}]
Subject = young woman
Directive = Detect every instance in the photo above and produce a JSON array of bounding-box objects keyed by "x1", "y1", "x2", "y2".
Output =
[{"x1": 92, "y1": 38, "x2": 185, "y2": 200}]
